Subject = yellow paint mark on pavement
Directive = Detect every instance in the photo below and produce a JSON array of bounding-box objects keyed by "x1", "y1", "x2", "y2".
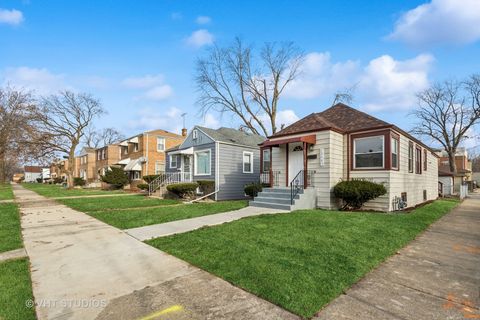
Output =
[{"x1": 138, "y1": 305, "x2": 184, "y2": 320}]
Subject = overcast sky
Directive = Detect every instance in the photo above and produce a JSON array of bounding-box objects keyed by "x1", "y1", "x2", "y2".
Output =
[{"x1": 1, "y1": 0, "x2": 479, "y2": 147}]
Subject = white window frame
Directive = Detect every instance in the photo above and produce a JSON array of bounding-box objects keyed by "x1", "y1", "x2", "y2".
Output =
[
  {"x1": 262, "y1": 149, "x2": 271, "y2": 173},
  {"x1": 353, "y1": 135, "x2": 385, "y2": 169},
  {"x1": 391, "y1": 137, "x2": 399, "y2": 169},
  {"x1": 133, "y1": 143, "x2": 139, "y2": 152},
  {"x1": 243, "y1": 151, "x2": 254, "y2": 173},
  {"x1": 194, "y1": 149, "x2": 211, "y2": 176},
  {"x1": 155, "y1": 161, "x2": 165, "y2": 174},
  {"x1": 169, "y1": 154, "x2": 178, "y2": 169},
  {"x1": 157, "y1": 137, "x2": 165, "y2": 152},
  {"x1": 192, "y1": 129, "x2": 198, "y2": 140}
]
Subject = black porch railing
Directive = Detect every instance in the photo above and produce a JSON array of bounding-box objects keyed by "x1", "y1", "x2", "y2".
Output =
[
  {"x1": 290, "y1": 170, "x2": 315, "y2": 205},
  {"x1": 260, "y1": 170, "x2": 280, "y2": 187}
]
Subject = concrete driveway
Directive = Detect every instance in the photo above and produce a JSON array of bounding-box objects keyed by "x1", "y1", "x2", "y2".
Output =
[
  {"x1": 14, "y1": 184, "x2": 298, "y2": 320},
  {"x1": 315, "y1": 193, "x2": 480, "y2": 320}
]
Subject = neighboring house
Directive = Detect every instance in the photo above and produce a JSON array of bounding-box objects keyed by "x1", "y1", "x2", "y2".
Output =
[
  {"x1": 251, "y1": 103, "x2": 439, "y2": 211},
  {"x1": 95, "y1": 144, "x2": 121, "y2": 179},
  {"x1": 436, "y1": 148, "x2": 472, "y2": 192},
  {"x1": 12, "y1": 173, "x2": 24, "y2": 183},
  {"x1": 76, "y1": 147, "x2": 96, "y2": 183},
  {"x1": 24, "y1": 166, "x2": 43, "y2": 182},
  {"x1": 438, "y1": 170, "x2": 454, "y2": 196},
  {"x1": 41, "y1": 168, "x2": 51, "y2": 181},
  {"x1": 50, "y1": 159, "x2": 72, "y2": 183},
  {"x1": 165, "y1": 126, "x2": 265, "y2": 200},
  {"x1": 116, "y1": 129, "x2": 186, "y2": 187}
]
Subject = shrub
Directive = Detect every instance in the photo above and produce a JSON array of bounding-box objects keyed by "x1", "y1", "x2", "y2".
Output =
[
  {"x1": 244, "y1": 182, "x2": 264, "y2": 197},
  {"x1": 197, "y1": 180, "x2": 215, "y2": 194},
  {"x1": 101, "y1": 167, "x2": 128, "y2": 189},
  {"x1": 73, "y1": 177, "x2": 86, "y2": 187},
  {"x1": 53, "y1": 177, "x2": 64, "y2": 184},
  {"x1": 36, "y1": 178, "x2": 43, "y2": 183},
  {"x1": 166, "y1": 182, "x2": 198, "y2": 199},
  {"x1": 143, "y1": 174, "x2": 163, "y2": 184},
  {"x1": 333, "y1": 179, "x2": 387, "y2": 210},
  {"x1": 137, "y1": 183, "x2": 149, "y2": 190}
]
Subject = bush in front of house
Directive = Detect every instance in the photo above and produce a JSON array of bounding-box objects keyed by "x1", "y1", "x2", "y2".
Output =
[
  {"x1": 197, "y1": 180, "x2": 215, "y2": 194},
  {"x1": 101, "y1": 166, "x2": 128, "y2": 189},
  {"x1": 166, "y1": 182, "x2": 199, "y2": 199},
  {"x1": 73, "y1": 177, "x2": 86, "y2": 187},
  {"x1": 244, "y1": 182, "x2": 264, "y2": 197},
  {"x1": 36, "y1": 178, "x2": 43, "y2": 183},
  {"x1": 142, "y1": 174, "x2": 163, "y2": 184},
  {"x1": 53, "y1": 177, "x2": 64, "y2": 184},
  {"x1": 137, "y1": 183, "x2": 149, "y2": 190},
  {"x1": 333, "y1": 179, "x2": 387, "y2": 210}
]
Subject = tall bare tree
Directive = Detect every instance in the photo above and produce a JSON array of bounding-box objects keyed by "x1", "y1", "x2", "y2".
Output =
[
  {"x1": 37, "y1": 91, "x2": 105, "y2": 187},
  {"x1": 0, "y1": 87, "x2": 47, "y2": 182},
  {"x1": 83, "y1": 128, "x2": 124, "y2": 148},
  {"x1": 411, "y1": 74, "x2": 480, "y2": 173},
  {"x1": 196, "y1": 37, "x2": 304, "y2": 136}
]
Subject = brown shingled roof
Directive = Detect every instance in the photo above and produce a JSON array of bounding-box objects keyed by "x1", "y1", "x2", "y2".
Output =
[
  {"x1": 271, "y1": 103, "x2": 390, "y2": 137},
  {"x1": 24, "y1": 166, "x2": 43, "y2": 173}
]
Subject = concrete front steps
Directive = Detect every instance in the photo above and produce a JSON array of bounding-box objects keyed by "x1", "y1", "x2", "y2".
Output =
[{"x1": 249, "y1": 187, "x2": 316, "y2": 211}]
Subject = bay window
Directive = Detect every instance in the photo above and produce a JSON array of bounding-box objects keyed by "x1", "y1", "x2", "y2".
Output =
[
  {"x1": 194, "y1": 149, "x2": 211, "y2": 175},
  {"x1": 353, "y1": 135, "x2": 384, "y2": 169},
  {"x1": 391, "y1": 137, "x2": 399, "y2": 169}
]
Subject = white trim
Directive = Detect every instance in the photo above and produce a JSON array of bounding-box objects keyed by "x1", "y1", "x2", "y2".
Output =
[
  {"x1": 194, "y1": 148, "x2": 211, "y2": 176},
  {"x1": 391, "y1": 136, "x2": 399, "y2": 169},
  {"x1": 242, "y1": 151, "x2": 254, "y2": 173},
  {"x1": 169, "y1": 154, "x2": 178, "y2": 168},
  {"x1": 156, "y1": 136, "x2": 166, "y2": 152},
  {"x1": 353, "y1": 135, "x2": 385, "y2": 169},
  {"x1": 262, "y1": 148, "x2": 271, "y2": 173}
]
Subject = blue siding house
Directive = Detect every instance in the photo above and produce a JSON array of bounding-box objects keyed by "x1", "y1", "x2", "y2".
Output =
[{"x1": 165, "y1": 126, "x2": 265, "y2": 200}]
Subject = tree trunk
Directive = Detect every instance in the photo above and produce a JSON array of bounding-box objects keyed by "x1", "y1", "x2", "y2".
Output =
[
  {"x1": 0, "y1": 153, "x2": 5, "y2": 183},
  {"x1": 67, "y1": 148, "x2": 76, "y2": 189},
  {"x1": 448, "y1": 150, "x2": 457, "y2": 173}
]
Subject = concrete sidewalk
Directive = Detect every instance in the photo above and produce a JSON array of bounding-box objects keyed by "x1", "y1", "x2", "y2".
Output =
[
  {"x1": 0, "y1": 248, "x2": 27, "y2": 263},
  {"x1": 15, "y1": 184, "x2": 298, "y2": 320},
  {"x1": 315, "y1": 193, "x2": 480, "y2": 320},
  {"x1": 126, "y1": 205, "x2": 288, "y2": 241}
]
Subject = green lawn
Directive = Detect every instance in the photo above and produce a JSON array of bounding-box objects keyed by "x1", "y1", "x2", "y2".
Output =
[
  {"x1": 88, "y1": 200, "x2": 249, "y2": 229},
  {"x1": 0, "y1": 258, "x2": 36, "y2": 320},
  {"x1": 147, "y1": 200, "x2": 458, "y2": 318},
  {"x1": 0, "y1": 203, "x2": 23, "y2": 253},
  {"x1": 58, "y1": 195, "x2": 180, "y2": 212},
  {"x1": 22, "y1": 183, "x2": 125, "y2": 198},
  {"x1": 0, "y1": 183, "x2": 14, "y2": 200}
]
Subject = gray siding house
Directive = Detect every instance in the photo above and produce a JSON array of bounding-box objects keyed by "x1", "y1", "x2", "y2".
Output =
[{"x1": 166, "y1": 126, "x2": 264, "y2": 200}]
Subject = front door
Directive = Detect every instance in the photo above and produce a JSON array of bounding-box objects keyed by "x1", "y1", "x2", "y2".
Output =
[
  {"x1": 183, "y1": 155, "x2": 192, "y2": 181},
  {"x1": 288, "y1": 143, "x2": 304, "y2": 184}
]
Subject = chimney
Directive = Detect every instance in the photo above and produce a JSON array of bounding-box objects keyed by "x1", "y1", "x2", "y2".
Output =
[{"x1": 182, "y1": 128, "x2": 187, "y2": 137}]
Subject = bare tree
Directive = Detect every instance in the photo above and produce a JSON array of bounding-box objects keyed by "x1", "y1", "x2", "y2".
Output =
[
  {"x1": 0, "y1": 87, "x2": 48, "y2": 182},
  {"x1": 411, "y1": 74, "x2": 480, "y2": 173},
  {"x1": 331, "y1": 84, "x2": 357, "y2": 106},
  {"x1": 196, "y1": 37, "x2": 304, "y2": 136},
  {"x1": 83, "y1": 128, "x2": 124, "y2": 148},
  {"x1": 37, "y1": 91, "x2": 105, "y2": 188}
]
